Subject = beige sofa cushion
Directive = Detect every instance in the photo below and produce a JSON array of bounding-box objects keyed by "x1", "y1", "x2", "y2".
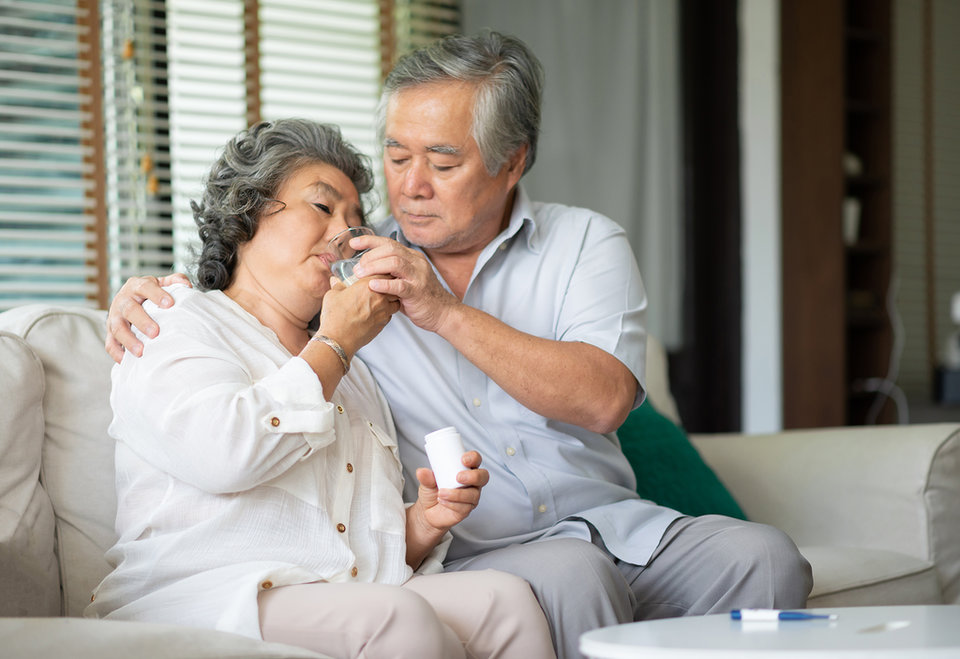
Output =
[
  {"x1": 804, "y1": 545, "x2": 942, "y2": 607},
  {"x1": 0, "y1": 306, "x2": 117, "y2": 617},
  {"x1": 0, "y1": 332, "x2": 59, "y2": 616},
  {"x1": 0, "y1": 618, "x2": 331, "y2": 659},
  {"x1": 694, "y1": 424, "x2": 960, "y2": 606}
]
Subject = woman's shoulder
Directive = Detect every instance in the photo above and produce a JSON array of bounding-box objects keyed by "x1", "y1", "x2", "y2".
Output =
[{"x1": 143, "y1": 284, "x2": 231, "y2": 335}]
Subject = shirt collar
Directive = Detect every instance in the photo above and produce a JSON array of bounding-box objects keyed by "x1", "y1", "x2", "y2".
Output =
[
  {"x1": 382, "y1": 184, "x2": 540, "y2": 255},
  {"x1": 502, "y1": 184, "x2": 540, "y2": 254}
]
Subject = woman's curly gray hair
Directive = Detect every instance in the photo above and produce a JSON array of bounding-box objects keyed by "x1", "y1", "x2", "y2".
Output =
[{"x1": 192, "y1": 119, "x2": 375, "y2": 291}]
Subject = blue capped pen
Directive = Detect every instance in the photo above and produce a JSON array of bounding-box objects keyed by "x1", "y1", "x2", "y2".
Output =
[{"x1": 731, "y1": 609, "x2": 838, "y2": 621}]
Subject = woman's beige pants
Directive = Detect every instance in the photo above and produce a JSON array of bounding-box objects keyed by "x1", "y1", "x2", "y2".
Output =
[{"x1": 258, "y1": 568, "x2": 556, "y2": 659}]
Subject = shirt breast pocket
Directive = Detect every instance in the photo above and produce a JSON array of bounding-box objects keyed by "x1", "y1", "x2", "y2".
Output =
[{"x1": 366, "y1": 421, "x2": 406, "y2": 536}]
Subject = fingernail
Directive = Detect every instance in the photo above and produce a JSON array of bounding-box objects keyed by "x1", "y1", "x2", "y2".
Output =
[
  {"x1": 352, "y1": 265, "x2": 365, "y2": 278},
  {"x1": 160, "y1": 296, "x2": 173, "y2": 308}
]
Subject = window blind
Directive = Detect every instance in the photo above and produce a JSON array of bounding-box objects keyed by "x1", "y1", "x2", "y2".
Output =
[
  {"x1": 100, "y1": 0, "x2": 177, "y2": 293},
  {"x1": 1, "y1": 0, "x2": 460, "y2": 311},
  {"x1": 394, "y1": 0, "x2": 460, "y2": 55},
  {"x1": 165, "y1": 0, "x2": 247, "y2": 273},
  {"x1": 0, "y1": 0, "x2": 99, "y2": 310},
  {"x1": 255, "y1": 0, "x2": 386, "y2": 225}
]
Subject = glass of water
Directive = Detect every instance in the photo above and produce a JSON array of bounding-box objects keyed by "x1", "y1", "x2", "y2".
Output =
[{"x1": 327, "y1": 226, "x2": 375, "y2": 285}]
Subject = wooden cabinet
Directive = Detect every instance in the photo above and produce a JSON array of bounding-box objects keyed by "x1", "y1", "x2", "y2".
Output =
[
  {"x1": 843, "y1": 0, "x2": 893, "y2": 424},
  {"x1": 781, "y1": 0, "x2": 893, "y2": 428}
]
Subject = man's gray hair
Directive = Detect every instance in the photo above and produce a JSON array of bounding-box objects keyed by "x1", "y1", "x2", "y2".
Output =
[{"x1": 376, "y1": 30, "x2": 544, "y2": 177}]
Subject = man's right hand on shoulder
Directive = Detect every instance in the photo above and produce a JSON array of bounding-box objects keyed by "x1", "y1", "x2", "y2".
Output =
[{"x1": 105, "y1": 273, "x2": 192, "y2": 363}]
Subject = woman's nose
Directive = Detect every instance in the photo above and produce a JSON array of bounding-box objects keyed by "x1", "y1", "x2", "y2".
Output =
[{"x1": 327, "y1": 217, "x2": 351, "y2": 241}]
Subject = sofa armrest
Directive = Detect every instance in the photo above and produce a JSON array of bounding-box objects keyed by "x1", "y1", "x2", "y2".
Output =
[{"x1": 690, "y1": 423, "x2": 960, "y2": 602}]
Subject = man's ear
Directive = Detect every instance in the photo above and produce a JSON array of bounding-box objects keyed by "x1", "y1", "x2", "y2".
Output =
[{"x1": 504, "y1": 144, "x2": 529, "y2": 189}]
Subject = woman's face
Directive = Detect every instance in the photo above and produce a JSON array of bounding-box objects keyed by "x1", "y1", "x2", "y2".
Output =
[{"x1": 237, "y1": 161, "x2": 364, "y2": 305}]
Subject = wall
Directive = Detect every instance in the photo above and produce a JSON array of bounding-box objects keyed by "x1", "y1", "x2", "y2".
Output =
[
  {"x1": 739, "y1": 0, "x2": 782, "y2": 432},
  {"x1": 461, "y1": 0, "x2": 684, "y2": 351}
]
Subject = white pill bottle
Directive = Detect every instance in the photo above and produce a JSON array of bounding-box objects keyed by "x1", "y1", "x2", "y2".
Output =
[{"x1": 424, "y1": 426, "x2": 468, "y2": 489}]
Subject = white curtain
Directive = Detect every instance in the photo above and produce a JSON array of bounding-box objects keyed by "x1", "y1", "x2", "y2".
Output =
[{"x1": 462, "y1": 0, "x2": 683, "y2": 348}]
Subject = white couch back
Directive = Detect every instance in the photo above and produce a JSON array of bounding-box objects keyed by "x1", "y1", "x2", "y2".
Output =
[{"x1": 0, "y1": 305, "x2": 116, "y2": 617}]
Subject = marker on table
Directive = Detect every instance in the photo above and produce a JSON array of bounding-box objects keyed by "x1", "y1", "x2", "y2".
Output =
[{"x1": 731, "y1": 609, "x2": 838, "y2": 621}]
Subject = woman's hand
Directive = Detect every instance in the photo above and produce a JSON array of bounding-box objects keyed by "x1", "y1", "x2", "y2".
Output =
[
  {"x1": 318, "y1": 275, "x2": 400, "y2": 359},
  {"x1": 405, "y1": 451, "x2": 488, "y2": 569},
  {"x1": 105, "y1": 274, "x2": 193, "y2": 362}
]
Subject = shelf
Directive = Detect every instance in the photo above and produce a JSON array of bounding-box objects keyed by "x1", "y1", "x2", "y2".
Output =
[
  {"x1": 846, "y1": 27, "x2": 882, "y2": 44},
  {"x1": 780, "y1": 0, "x2": 892, "y2": 428},
  {"x1": 845, "y1": 241, "x2": 886, "y2": 256},
  {"x1": 846, "y1": 174, "x2": 888, "y2": 190},
  {"x1": 846, "y1": 99, "x2": 883, "y2": 114},
  {"x1": 847, "y1": 309, "x2": 887, "y2": 329}
]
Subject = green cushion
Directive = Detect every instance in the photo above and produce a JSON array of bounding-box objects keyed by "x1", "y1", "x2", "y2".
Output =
[{"x1": 618, "y1": 399, "x2": 747, "y2": 520}]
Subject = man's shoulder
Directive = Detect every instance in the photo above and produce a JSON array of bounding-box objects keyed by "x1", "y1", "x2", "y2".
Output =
[{"x1": 528, "y1": 199, "x2": 626, "y2": 239}]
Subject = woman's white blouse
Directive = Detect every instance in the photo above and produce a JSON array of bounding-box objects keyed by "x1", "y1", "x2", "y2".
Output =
[{"x1": 84, "y1": 285, "x2": 447, "y2": 639}]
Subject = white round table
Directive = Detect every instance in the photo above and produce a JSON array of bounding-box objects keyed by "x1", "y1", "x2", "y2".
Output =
[{"x1": 579, "y1": 606, "x2": 960, "y2": 658}]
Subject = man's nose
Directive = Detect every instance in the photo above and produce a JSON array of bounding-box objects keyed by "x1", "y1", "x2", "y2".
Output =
[{"x1": 401, "y1": 160, "x2": 431, "y2": 198}]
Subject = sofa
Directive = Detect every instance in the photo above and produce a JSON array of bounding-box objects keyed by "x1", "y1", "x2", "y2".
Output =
[{"x1": 2, "y1": 303, "x2": 959, "y2": 657}]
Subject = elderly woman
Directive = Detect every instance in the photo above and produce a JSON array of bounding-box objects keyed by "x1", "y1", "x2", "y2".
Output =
[{"x1": 85, "y1": 119, "x2": 555, "y2": 659}]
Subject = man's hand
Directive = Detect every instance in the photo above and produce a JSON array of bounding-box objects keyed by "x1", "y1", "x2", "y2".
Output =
[
  {"x1": 350, "y1": 236, "x2": 459, "y2": 334},
  {"x1": 105, "y1": 274, "x2": 192, "y2": 363}
]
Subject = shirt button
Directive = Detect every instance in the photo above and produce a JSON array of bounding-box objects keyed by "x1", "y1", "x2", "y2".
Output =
[
  {"x1": 270, "y1": 417, "x2": 280, "y2": 427},
  {"x1": 506, "y1": 447, "x2": 516, "y2": 456},
  {"x1": 90, "y1": 594, "x2": 95, "y2": 602},
  {"x1": 473, "y1": 398, "x2": 481, "y2": 407},
  {"x1": 346, "y1": 463, "x2": 354, "y2": 473},
  {"x1": 337, "y1": 405, "x2": 344, "y2": 414},
  {"x1": 261, "y1": 580, "x2": 273, "y2": 589},
  {"x1": 337, "y1": 523, "x2": 346, "y2": 533},
  {"x1": 538, "y1": 504, "x2": 547, "y2": 513},
  {"x1": 350, "y1": 566, "x2": 358, "y2": 578}
]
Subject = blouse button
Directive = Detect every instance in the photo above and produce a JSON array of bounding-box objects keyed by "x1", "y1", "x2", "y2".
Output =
[
  {"x1": 538, "y1": 504, "x2": 547, "y2": 513},
  {"x1": 270, "y1": 417, "x2": 280, "y2": 427},
  {"x1": 261, "y1": 580, "x2": 273, "y2": 590},
  {"x1": 337, "y1": 523, "x2": 346, "y2": 533},
  {"x1": 346, "y1": 463, "x2": 354, "y2": 473},
  {"x1": 506, "y1": 447, "x2": 516, "y2": 456},
  {"x1": 337, "y1": 405, "x2": 344, "y2": 414},
  {"x1": 472, "y1": 398, "x2": 481, "y2": 407},
  {"x1": 350, "y1": 566, "x2": 358, "y2": 578}
]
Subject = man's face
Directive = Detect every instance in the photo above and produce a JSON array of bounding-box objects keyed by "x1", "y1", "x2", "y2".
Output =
[{"x1": 383, "y1": 80, "x2": 525, "y2": 256}]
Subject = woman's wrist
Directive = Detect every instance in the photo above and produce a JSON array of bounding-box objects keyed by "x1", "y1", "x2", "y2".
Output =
[{"x1": 309, "y1": 334, "x2": 350, "y2": 375}]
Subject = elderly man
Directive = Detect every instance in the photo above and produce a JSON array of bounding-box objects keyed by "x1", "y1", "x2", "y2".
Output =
[{"x1": 107, "y1": 31, "x2": 811, "y2": 659}]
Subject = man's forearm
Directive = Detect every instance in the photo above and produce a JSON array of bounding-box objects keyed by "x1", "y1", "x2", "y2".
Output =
[{"x1": 435, "y1": 303, "x2": 638, "y2": 433}]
